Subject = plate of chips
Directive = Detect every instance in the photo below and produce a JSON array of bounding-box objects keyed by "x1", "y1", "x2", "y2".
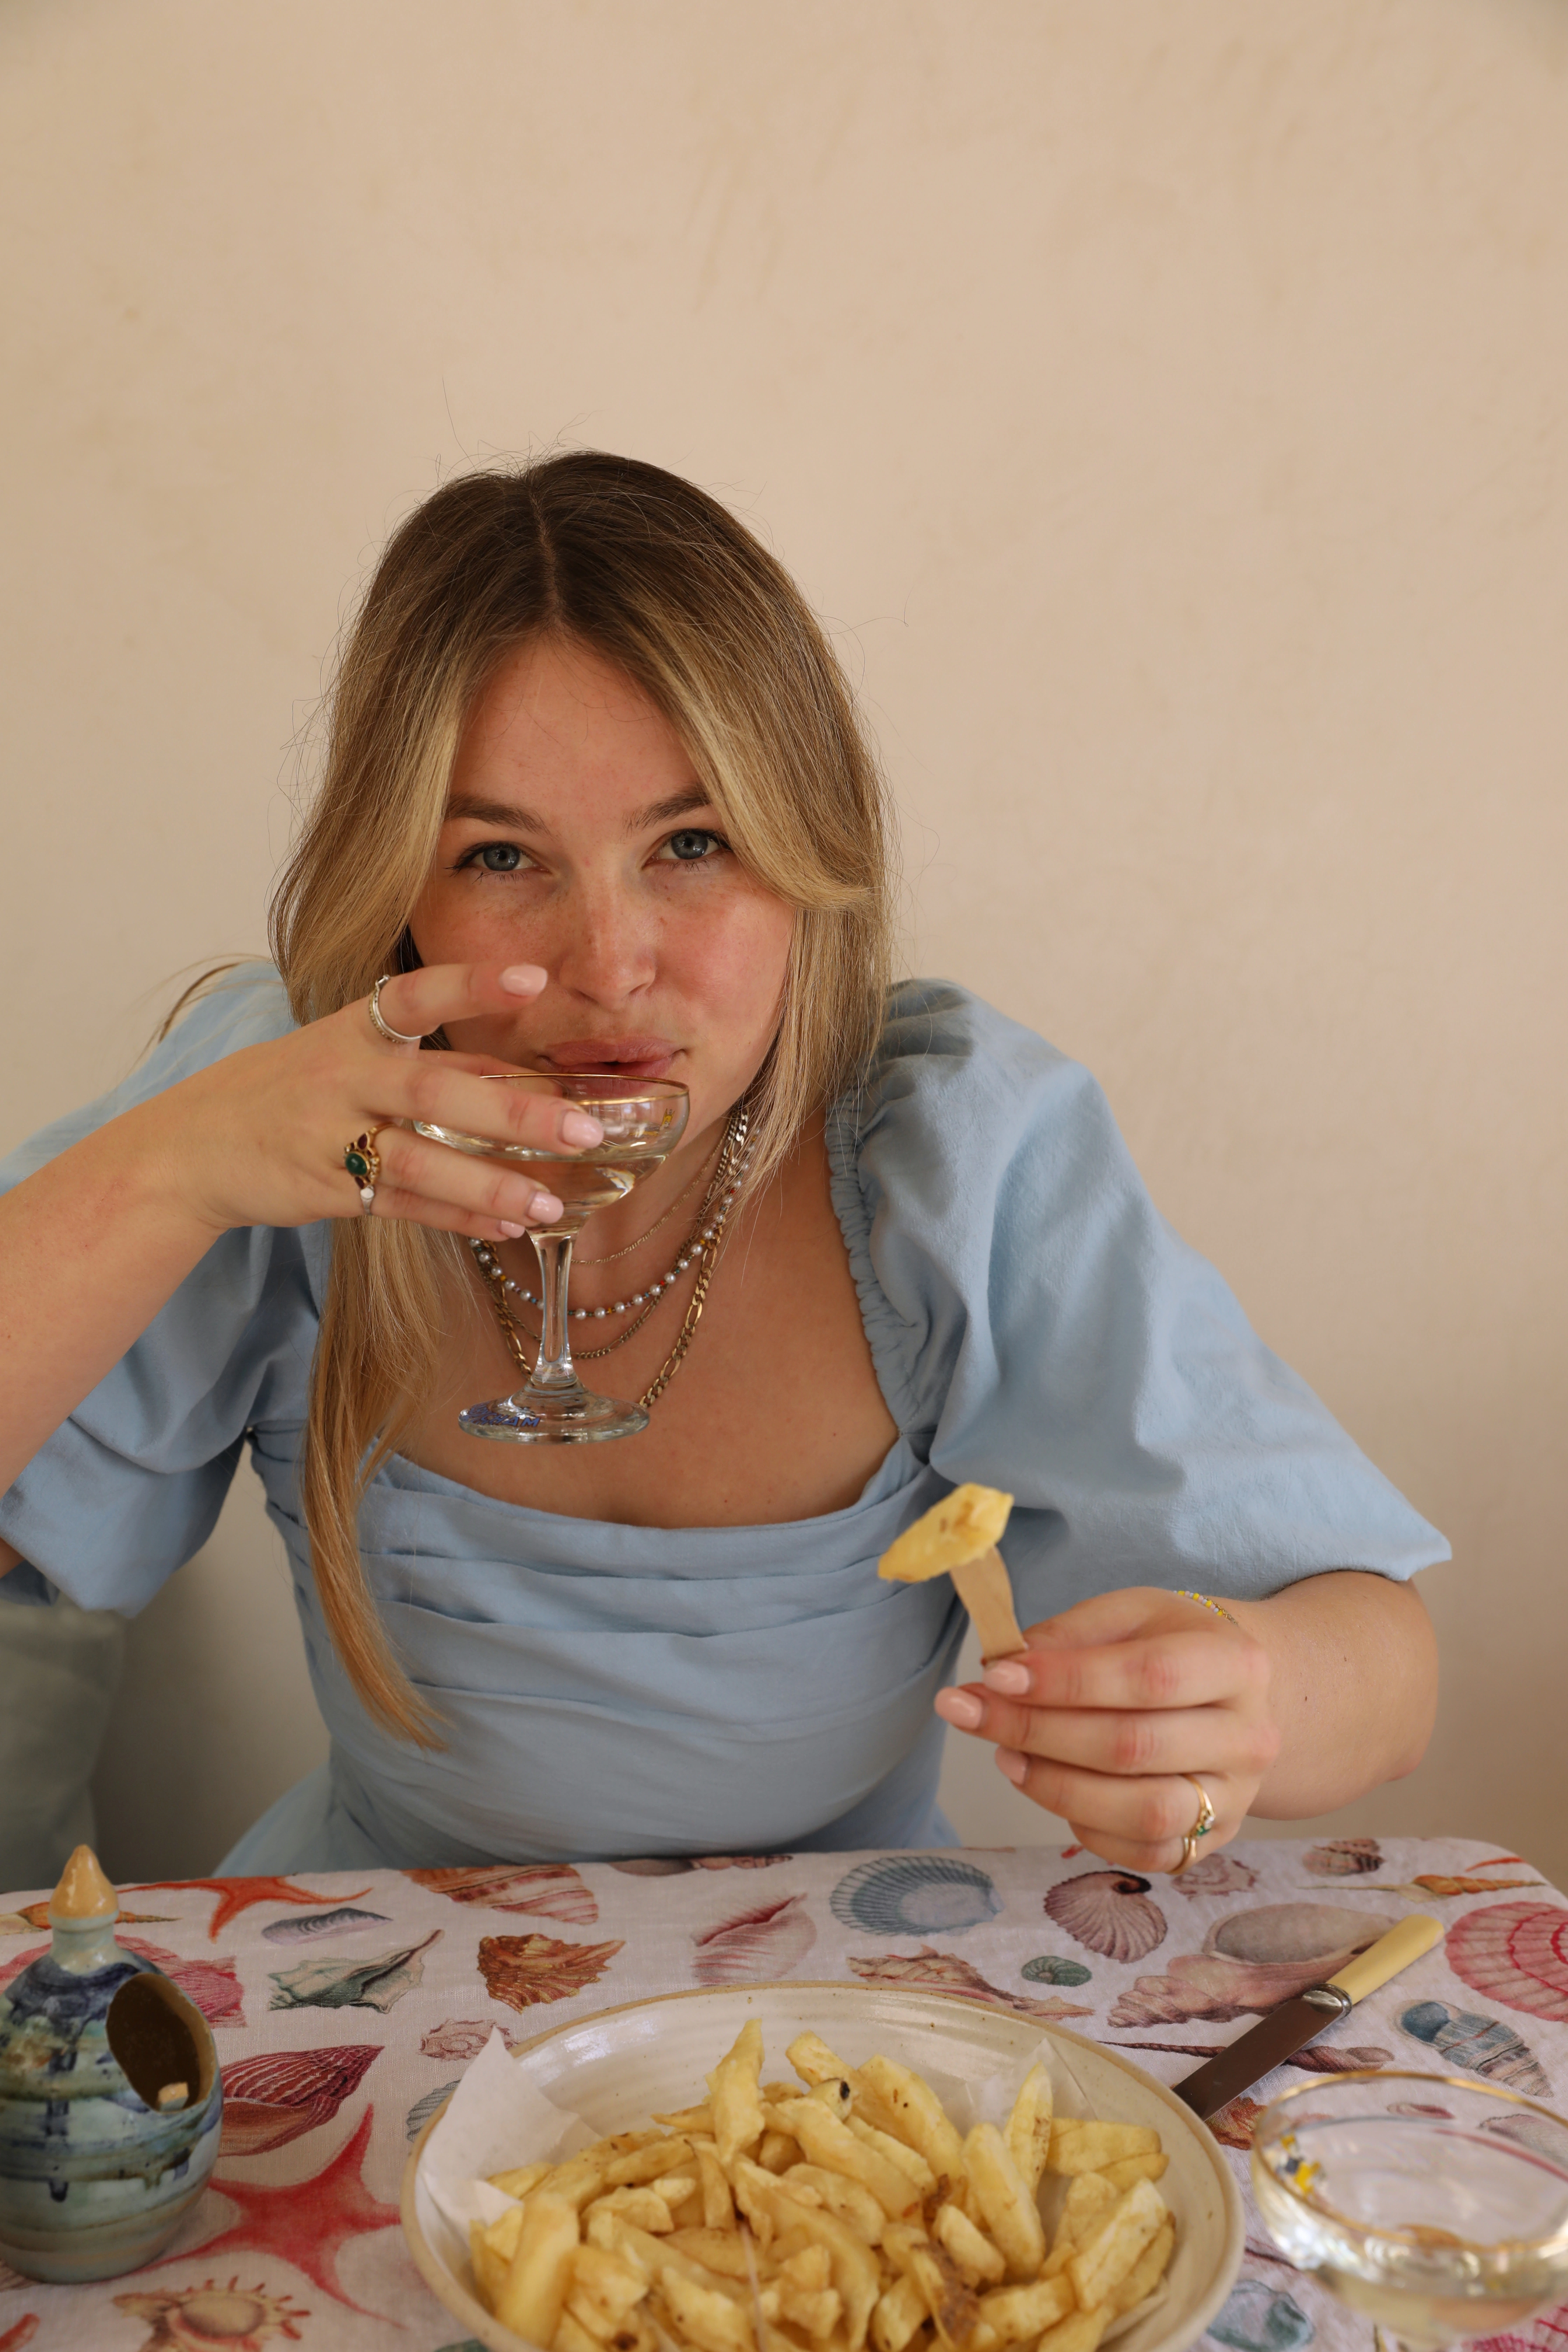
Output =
[{"x1": 401, "y1": 1982, "x2": 1244, "y2": 2352}]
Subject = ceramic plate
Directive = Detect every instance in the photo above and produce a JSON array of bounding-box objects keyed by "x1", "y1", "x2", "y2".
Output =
[{"x1": 402, "y1": 1981, "x2": 1244, "y2": 2352}]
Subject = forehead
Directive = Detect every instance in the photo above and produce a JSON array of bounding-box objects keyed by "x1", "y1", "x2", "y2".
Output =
[{"x1": 455, "y1": 637, "x2": 698, "y2": 805}]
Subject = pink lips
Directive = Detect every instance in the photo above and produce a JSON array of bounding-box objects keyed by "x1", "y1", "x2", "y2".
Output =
[{"x1": 541, "y1": 1037, "x2": 680, "y2": 1080}]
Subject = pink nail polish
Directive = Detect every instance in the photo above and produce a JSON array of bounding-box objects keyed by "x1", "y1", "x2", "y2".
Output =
[
  {"x1": 561, "y1": 1111, "x2": 605, "y2": 1147},
  {"x1": 498, "y1": 1222, "x2": 526, "y2": 1239},
  {"x1": 500, "y1": 964, "x2": 546, "y2": 994},
  {"x1": 530, "y1": 1195, "x2": 564, "y2": 1223},
  {"x1": 996, "y1": 1749, "x2": 1028, "y2": 1785},
  {"x1": 983, "y1": 1660, "x2": 1031, "y2": 1696},
  {"x1": 933, "y1": 1688, "x2": 985, "y2": 1731}
]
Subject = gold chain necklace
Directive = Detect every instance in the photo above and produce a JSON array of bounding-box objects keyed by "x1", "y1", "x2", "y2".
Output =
[{"x1": 470, "y1": 1108, "x2": 750, "y2": 1409}]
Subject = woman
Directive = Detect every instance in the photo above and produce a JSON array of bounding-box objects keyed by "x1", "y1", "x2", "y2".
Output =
[{"x1": 0, "y1": 453, "x2": 1442, "y2": 1874}]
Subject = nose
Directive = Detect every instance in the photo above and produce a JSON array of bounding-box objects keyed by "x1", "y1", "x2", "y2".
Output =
[{"x1": 550, "y1": 873, "x2": 658, "y2": 1009}]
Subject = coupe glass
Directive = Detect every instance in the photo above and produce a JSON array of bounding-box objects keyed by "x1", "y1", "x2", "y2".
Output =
[
  {"x1": 416, "y1": 1072, "x2": 689, "y2": 1443},
  {"x1": 1252, "y1": 2070, "x2": 1568, "y2": 2352}
]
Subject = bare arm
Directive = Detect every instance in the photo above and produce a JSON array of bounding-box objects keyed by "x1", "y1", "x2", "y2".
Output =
[
  {"x1": 0, "y1": 962, "x2": 598, "y2": 1512},
  {"x1": 934, "y1": 1568, "x2": 1438, "y2": 1872}
]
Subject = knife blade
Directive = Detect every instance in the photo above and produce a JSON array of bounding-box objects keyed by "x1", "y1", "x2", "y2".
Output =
[{"x1": 1170, "y1": 1911, "x2": 1444, "y2": 2120}]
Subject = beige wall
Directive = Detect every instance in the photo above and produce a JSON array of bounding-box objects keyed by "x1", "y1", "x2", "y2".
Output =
[{"x1": 2, "y1": 0, "x2": 1564, "y2": 1882}]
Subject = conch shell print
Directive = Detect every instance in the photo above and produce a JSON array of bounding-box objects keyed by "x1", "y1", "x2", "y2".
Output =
[
  {"x1": 692, "y1": 1893, "x2": 817, "y2": 1986},
  {"x1": 478, "y1": 1932, "x2": 625, "y2": 2012},
  {"x1": 1043, "y1": 1871, "x2": 1166, "y2": 1962},
  {"x1": 268, "y1": 1929, "x2": 441, "y2": 2014},
  {"x1": 1447, "y1": 1903, "x2": 1568, "y2": 2025},
  {"x1": 1399, "y1": 2000, "x2": 1553, "y2": 2098},
  {"x1": 1109, "y1": 1903, "x2": 1401, "y2": 2027},
  {"x1": 405, "y1": 1862, "x2": 600, "y2": 1925},
  {"x1": 219, "y1": 2043, "x2": 380, "y2": 2157},
  {"x1": 847, "y1": 1947, "x2": 1092, "y2": 2023}
]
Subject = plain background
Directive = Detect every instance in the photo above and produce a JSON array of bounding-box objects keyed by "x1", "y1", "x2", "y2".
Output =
[{"x1": 2, "y1": 0, "x2": 1564, "y2": 1884}]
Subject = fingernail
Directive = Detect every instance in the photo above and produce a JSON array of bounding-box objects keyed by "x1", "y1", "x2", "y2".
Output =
[
  {"x1": 561, "y1": 1111, "x2": 604, "y2": 1147},
  {"x1": 498, "y1": 1221, "x2": 527, "y2": 1238},
  {"x1": 996, "y1": 1748, "x2": 1028, "y2": 1785},
  {"x1": 500, "y1": 963, "x2": 547, "y2": 994},
  {"x1": 933, "y1": 1688, "x2": 985, "y2": 1731},
  {"x1": 529, "y1": 1194, "x2": 564, "y2": 1223},
  {"x1": 983, "y1": 1660, "x2": 1031, "y2": 1695}
]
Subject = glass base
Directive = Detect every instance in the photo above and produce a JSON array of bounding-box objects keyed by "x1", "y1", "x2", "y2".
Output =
[{"x1": 458, "y1": 1387, "x2": 650, "y2": 1444}]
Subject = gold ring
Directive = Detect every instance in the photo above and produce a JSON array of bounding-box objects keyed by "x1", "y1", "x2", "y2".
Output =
[
  {"x1": 343, "y1": 1126, "x2": 388, "y2": 1213},
  {"x1": 1169, "y1": 1834, "x2": 1199, "y2": 1878},
  {"x1": 1184, "y1": 1774, "x2": 1218, "y2": 1839},
  {"x1": 368, "y1": 974, "x2": 425, "y2": 1047}
]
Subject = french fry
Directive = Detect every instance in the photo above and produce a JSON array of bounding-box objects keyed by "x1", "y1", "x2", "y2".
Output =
[
  {"x1": 973, "y1": 2275, "x2": 1074, "y2": 2345},
  {"x1": 786, "y1": 2035, "x2": 902, "y2": 2138},
  {"x1": 775, "y1": 2098, "x2": 921, "y2": 2221},
  {"x1": 871, "y1": 2271, "x2": 928, "y2": 2352},
  {"x1": 555, "y1": 2310, "x2": 609, "y2": 2352},
  {"x1": 1110, "y1": 2217, "x2": 1175, "y2": 2318},
  {"x1": 1002, "y1": 2062, "x2": 1054, "y2": 2194},
  {"x1": 1067, "y1": 2180, "x2": 1167, "y2": 2312},
  {"x1": 587, "y1": 2186, "x2": 678, "y2": 2234},
  {"x1": 654, "y1": 2105, "x2": 717, "y2": 2134},
  {"x1": 472, "y1": 2215, "x2": 516, "y2": 2312},
  {"x1": 876, "y1": 2222, "x2": 976, "y2": 2350},
  {"x1": 659, "y1": 2269, "x2": 753, "y2": 2352},
  {"x1": 570, "y1": 2242, "x2": 652, "y2": 2327},
  {"x1": 1046, "y1": 2123, "x2": 1160, "y2": 2177},
  {"x1": 758, "y1": 2130, "x2": 799, "y2": 2175},
  {"x1": 771, "y1": 2200, "x2": 882, "y2": 2350},
  {"x1": 961, "y1": 2124, "x2": 1045, "y2": 2281},
  {"x1": 855, "y1": 2057, "x2": 967, "y2": 2181},
  {"x1": 707, "y1": 2021, "x2": 767, "y2": 2168},
  {"x1": 492, "y1": 2160, "x2": 554, "y2": 2201},
  {"x1": 606, "y1": 2137, "x2": 695, "y2": 2186},
  {"x1": 1051, "y1": 2172, "x2": 1119, "y2": 2255},
  {"x1": 698, "y1": 2144, "x2": 736, "y2": 2231},
  {"x1": 497, "y1": 2191, "x2": 581, "y2": 2347},
  {"x1": 1036, "y1": 2308, "x2": 1114, "y2": 2352},
  {"x1": 932, "y1": 2202, "x2": 1006, "y2": 2286},
  {"x1": 1097, "y1": 2152, "x2": 1168, "y2": 2193},
  {"x1": 781, "y1": 2163, "x2": 888, "y2": 2243},
  {"x1": 847, "y1": 2116, "x2": 937, "y2": 2196}
]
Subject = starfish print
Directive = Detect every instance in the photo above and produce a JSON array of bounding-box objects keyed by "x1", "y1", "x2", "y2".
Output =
[
  {"x1": 144, "y1": 2105, "x2": 400, "y2": 2318},
  {"x1": 126, "y1": 1877, "x2": 373, "y2": 1940}
]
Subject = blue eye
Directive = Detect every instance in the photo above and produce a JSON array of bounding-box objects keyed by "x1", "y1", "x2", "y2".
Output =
[
  {"x1": 665, "y1": 830, "x2": 720, "y2": 862},
  {"x1": 472, "y1": 842, "x2": 524, "y2": 872}
]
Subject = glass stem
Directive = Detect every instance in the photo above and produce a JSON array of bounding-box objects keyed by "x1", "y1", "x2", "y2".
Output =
[{"x1": 526, "y1": 1231, "x2": 579, "y2": 1392}]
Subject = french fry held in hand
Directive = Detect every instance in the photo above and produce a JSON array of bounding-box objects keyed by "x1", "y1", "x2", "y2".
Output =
[
  {"x1": 877, "y1": 1484, "x2": 1025, "y2": 1663},
  {"x1": 466, "y1": 2022, "x2": 1178, "y2": 2352}
]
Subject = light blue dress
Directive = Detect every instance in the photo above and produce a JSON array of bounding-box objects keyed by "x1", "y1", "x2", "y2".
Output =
[{"x1": 0, "y1": 969, "x2": 1448, "y2": 1870}]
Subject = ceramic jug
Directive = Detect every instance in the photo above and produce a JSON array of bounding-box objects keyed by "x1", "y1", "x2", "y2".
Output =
[{"x1": 0, "y1": 1845, "x2": 223, "y2": 2282}]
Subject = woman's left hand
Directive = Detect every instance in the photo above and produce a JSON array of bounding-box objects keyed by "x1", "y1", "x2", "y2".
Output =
[{"x1": 933, "y1": 1587, "x2": 1282, "y2": 1873}]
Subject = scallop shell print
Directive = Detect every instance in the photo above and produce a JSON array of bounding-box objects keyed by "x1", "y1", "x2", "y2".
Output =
[
  {"x1": 1448, "y1": 1903, "x2": 1568, "y2": 2024},
  {"x1": 692, "y1": 1893, "x2": 817, "y2": 1986},
  {"x1": 1169, "y1": 1851, "x2": 1256, "y2": 1899},
  {"x1": 1043, "y1": 1871, "x2": 1166, "y2": 1963},
  {"x1": 218, "y1": 2043, "x2": 380, "y2": 2157},
  {"x1": 830, "y1": 1857, "x2": 1001, "y2": 1938},
  {"x1": 405, "y1": 1863, "x2": 599, "y2": 1925},
  {"x1": 1303, "y1": 1837, "x2": 1383, "y2": 1877},
  {"x1": 478, "y1": 1932, "x2": 625, "y2": 2012},
  {"x1": 1399, "y1": 2000, "x2": 1552, "y2": 2098}
]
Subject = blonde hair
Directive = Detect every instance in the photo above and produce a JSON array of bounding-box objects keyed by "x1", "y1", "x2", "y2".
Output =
[{"x1": 264, "y1": 454, "x2": 897, "y2": 1742}]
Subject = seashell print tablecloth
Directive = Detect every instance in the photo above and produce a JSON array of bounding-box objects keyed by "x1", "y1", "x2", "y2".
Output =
[{"x1": 2, "y1": 1837, "x2": 1566, "y2": 2352}]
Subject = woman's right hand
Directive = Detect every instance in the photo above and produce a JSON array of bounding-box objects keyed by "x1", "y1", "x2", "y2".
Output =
[{"x1": 144, "y1": 963, "x2": 600, "y2": 1242}]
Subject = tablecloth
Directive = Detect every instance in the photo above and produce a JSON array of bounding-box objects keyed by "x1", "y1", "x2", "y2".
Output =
[{"x1": 3, "y1": 1836, "x2": 1565, "y2": 2352}]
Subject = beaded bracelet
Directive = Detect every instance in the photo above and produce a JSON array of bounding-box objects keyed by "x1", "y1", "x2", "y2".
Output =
[{"x1": 1176, "y1": 1589, "x2": 1239, "y2": 1627}]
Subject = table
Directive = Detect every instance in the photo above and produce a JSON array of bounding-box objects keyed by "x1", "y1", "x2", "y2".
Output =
[{"x1": 3, "y1": 1836, "x2": 1566, "y2": 2352}]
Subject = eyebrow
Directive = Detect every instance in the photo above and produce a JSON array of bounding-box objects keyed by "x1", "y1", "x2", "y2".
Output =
[{"x1": 444, "y1": 789, "x2": 714, "y2": 836}]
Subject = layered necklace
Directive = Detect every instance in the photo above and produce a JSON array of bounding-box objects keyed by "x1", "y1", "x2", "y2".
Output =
[{"x1": 468, "y1": 1106, "x2": 752, "y2": 1412}]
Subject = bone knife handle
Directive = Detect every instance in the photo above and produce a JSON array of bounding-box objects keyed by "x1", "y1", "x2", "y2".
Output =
[{"x1": 950, "y1": 1548, "x2": 1027, "y2": 1663}]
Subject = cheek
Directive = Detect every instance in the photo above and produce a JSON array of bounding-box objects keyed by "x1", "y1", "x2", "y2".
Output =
[{"x1": 672, "y1": 888, "x2": 794, "y2": 1034}]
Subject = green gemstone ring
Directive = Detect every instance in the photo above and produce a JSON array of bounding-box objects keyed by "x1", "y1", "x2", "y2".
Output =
[{"x1": 343, "y1": 1129, "x2": 383, "y2": 1213}]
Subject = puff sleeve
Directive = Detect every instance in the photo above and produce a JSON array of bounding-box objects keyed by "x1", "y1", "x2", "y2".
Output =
[
  {"x1": 826, "y1": 981, "x2": 1448, "y2": 1625},
  {"x1": 0, "y1": 968, "x2": 322, "y2": 1615}
]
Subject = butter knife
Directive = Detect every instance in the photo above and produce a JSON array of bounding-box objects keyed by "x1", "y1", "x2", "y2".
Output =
[{"x1": 1170, "y1": 1912, "x2": 1445, "y2": 2120}]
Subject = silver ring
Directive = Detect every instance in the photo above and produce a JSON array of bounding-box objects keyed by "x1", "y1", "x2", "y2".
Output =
[{"x1": 368, "y1": 974, "x2": 425, "y2": 1047}]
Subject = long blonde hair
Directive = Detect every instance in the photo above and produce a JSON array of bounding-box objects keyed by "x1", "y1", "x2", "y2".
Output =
[{"x1": 264, "y1": 454, "x2": 897, "y2": 1742}]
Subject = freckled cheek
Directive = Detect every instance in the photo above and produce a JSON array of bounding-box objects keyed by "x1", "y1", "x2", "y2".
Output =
[{"x1": 665, "y1": 897, "x2": 793, "y2": 1042}]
